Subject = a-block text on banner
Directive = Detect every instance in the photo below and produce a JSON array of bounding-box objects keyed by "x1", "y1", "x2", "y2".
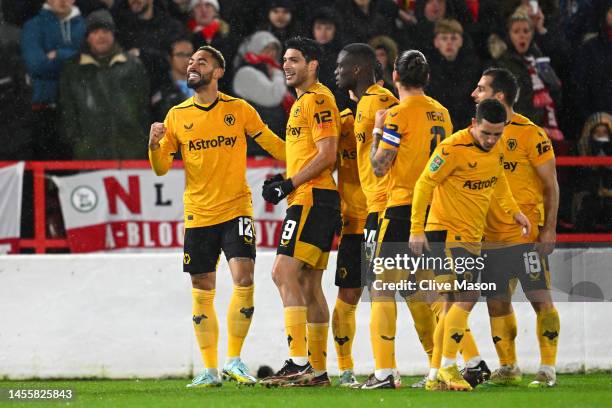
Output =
[{"x1": 52, "y1": 167, "x2": 287, "y2": 252}]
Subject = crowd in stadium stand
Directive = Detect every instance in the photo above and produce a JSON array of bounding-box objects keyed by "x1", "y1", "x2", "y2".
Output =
[{"x1": 0, "y1": 0, "x2": 610, "y2": 231}]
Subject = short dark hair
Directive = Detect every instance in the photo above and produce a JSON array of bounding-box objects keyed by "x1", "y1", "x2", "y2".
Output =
[
  {"x1": 341, "y1": 43, "x2": 376, "y2": 70},
  {"x1": 168, "y1": 37, "x2": 192, "y2": 57},
  {"x1": 476, "y1": 98, "x2": 507, "y2": 124},
  {"x1": 197, "y1": 45, "x2": 226, "y2": 70},
  {"x1": 285, "y1": 36, "x2": 322, "y2": 63},
  {"x1": 394, "y1": 50, "x2": 429, "y2": 88},
  {"x1": 482, "y1": 67, "x2": 519, "y2": 107}
]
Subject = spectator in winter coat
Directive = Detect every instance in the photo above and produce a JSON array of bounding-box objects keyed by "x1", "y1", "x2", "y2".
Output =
[
  {"x1": 233, "y1": 31, "x2": 290, "y2": 156},
  {"x1": 495, "y1": 11, "x2": 564, "y2": 141},
  {"x1": 426, "y1": 19, "x2": 481, "y2": 128},
  {"x1": 188, "y1": 0, "x2": 235, "y2": 91},
  {"x1": 59, "y1": 9, "x2": 150, "y2": 159},
  {"x1": 21, "y1": 0, "x2": 86, "y2": 159}
]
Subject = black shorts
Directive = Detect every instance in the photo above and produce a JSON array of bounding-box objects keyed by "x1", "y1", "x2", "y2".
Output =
[
  {"x1": 369, "y1": 206, "x2": 416, "y2": 295},
  {"x1": 335, "y1": 234, "x2": 364, "y2": 288},
  {"x1": 364, "y1": 211, "x2": 381, "y2": 243},
  {"x1": 183, "y1": 216, "x2": 256, "y2": 274},
  {"x1": 482, "y1": 244, "x2": 551, "y2": 299},
  {"x1": 425, "y1": 230, "x2": 483, "y2": 292},
  {"x1": 277, "y1": 189, "x2": 341, "y2": 270}
]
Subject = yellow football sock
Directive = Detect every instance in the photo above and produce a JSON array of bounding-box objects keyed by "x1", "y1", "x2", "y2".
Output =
[
  {"x1": 407, "y1": 298, "x2": 436, "y2": 364},
  {"x1": 308, "y1": 322, "x2": 329, "y2": 372},
  {"x1": 284, "y1": 306, "x2": 308, "y2": 358},
  {"x1": 370, "y1": 299, "x2": 397, "y2": 370},
  {"x1": 192, "y1": 288, "x2": 218, "y2": 368},
  {"x1": 430, "y1": 299, "x2": 444, "y2": 320},
  {"x1": 431, "y1": 311, "x2": 445, "y2": 369},
  {"x1": 460, "y1": 327, "x2": 481, "y2": 363},
  {"x1": 227, "y1": 285, "x2": 254, "y2": 358},
  {"x1": 536, "y1": 307, "x2": 560, "y2": 366},
  {"x1": 490, "y1": 313, "x2": 518, "y2": 366},
  {"x1": 443, "y1": 305, "x2": 470, "y2": 360},
  {"x1": 332, "y1": 298, "x2": 357, "y2": 371}
]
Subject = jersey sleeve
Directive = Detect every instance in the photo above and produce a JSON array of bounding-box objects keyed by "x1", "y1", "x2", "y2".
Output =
[
  {"x1": 242, "y1": 100, "x2": 267, "y2": 137},
  {"x1": 306, "y1": 93, "x2": 340, "y2": 142},
  {"x1": 493, "y1": 166, "x2": 521, "y2": 216},
  {"x1": 149, "y1": 109, "x2": 179, "y2": 176},
  {"x1": 527, "y1": 126, "x2": 555, "y2": 167},
  {"x1": 410, "y1": 144, "x2": 456, "y2": 234},
  {"x1": 380, "y1": 106, "x2": 402, "y2": 151},
  {"x1": 242, "y1": 101, "x2": 286, "y2": 161}
]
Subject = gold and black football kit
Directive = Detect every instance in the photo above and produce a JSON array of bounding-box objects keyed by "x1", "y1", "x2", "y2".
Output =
[
  {"x1": 483, "y1": 113, "x2": 556, "y2": 297},
  {"x1": 277, "y1": 82, "x2": 341, "y2": 269},
  {"x1": 149, "y1": 93, "x2": 285, "y2": 272},
  {"x1": 411, "y1": 128, "x2": 520, "y2": 287},
  {"x1": 336, "y1": 109, "x2": 368, "y2": 288}
]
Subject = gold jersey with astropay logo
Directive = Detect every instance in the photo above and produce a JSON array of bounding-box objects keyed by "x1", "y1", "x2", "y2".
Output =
[
  {"x1": 285, "y1": 82, "x2": 340, "y2": 206},
  {"x1": 411, "y1": 128, "x2": 520, "y2": 244},
  {"x1": 338, "y1": 108, "x2": 368, "y2": 234},
  {"x1": 381, "y1": 95, "x2": 452, "y2": 209},
  {"x1": 149, "y1": 93, "x2": 286, "y2": 228},
  {"x1": 485, "y1": 113, "x2": 555, "y2": 243},
  {"x1": 354, "y1": 84, "x2": 398, "y2": 213}
]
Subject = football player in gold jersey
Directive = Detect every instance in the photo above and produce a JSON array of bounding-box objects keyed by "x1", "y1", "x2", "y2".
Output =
[
  {"x1": 148, "y1": 46, "x2": 286, "y2": 388},
  {"x1": 260, "y1": 37, "x2": 341, "y2": 387},
  {"x1": 333, "y1": 43, "x2": 399, "y2": 387},
  {"x1": 409, "y1": 99, "x2": 531, "y2": 391},
  {"x1": 472, "y1": 68, "x2": 560, "y2": 388},
  {"x1": 364, "y1": 50, "x2": 452, "y2": 389}
]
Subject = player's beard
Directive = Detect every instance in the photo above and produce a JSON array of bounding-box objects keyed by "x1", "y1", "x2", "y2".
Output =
[{"x1": 187, "y1": 71, "x2": 213, "y2": 90}]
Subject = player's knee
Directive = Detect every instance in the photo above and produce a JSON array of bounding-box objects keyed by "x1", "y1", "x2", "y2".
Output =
[
  {"x1": 487, "y1": 298, "x2": 512, "y2": 316},
  {"x1": 191, "y1": 273, "x2": 215, "y2": 290},
  {"x1": 338, "y1": 287, "x2": 361, "y2": 305}
]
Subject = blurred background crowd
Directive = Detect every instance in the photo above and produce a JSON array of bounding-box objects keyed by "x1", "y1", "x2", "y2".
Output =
[{"x1": 0, "y1": 0, "x2": 610, "y2": 232}]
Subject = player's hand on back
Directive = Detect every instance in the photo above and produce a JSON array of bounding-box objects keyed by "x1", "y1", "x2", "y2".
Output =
[
  {"x1": 409, "y1": 233, "x2": 430, "y2": 256},
  {"x1": 149, "y1": 122, "x2": 167, "y2": 150}
]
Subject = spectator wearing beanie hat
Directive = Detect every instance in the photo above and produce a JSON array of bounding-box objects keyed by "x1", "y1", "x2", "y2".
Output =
[
  {"x1": 59, "y1": 8, "x2": 150, "y2": 160},
  {"x1": 189, "y1": 0, "x2": 235, "y2": 91},
  {"x1": 258, "y1": 0, "x2": 303, "y2": 45}
]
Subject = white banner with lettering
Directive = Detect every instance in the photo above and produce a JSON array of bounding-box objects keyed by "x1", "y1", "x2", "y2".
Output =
[
  {"x1": 52, "y1": 167, "x2": 287, "y2": 252},
  {"x1": 0, "y1": 162, "x2": 24, "y2": 254}
]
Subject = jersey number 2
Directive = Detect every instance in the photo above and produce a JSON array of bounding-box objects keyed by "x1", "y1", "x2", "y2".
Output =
[{"x1": 429, "y1": 126, "x2": 446, "y2": 156}]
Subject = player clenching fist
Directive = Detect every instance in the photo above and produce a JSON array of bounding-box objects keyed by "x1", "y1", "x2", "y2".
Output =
[{"x1": 149, "y1": 122, "x2": 166, "y2": 150}]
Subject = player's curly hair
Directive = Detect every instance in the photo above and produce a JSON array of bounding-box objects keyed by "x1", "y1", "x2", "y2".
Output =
[
  {"x1": 197, "y1": 45, "x2": 226, "y2": 70},
  {"x1": 394, "y1": 50, "x2": 429, "y2": 88}
]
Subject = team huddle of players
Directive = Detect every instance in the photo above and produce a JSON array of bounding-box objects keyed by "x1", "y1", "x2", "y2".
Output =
[{"x1": 148, "y1": 36, "x2": 560, "y2": 391}]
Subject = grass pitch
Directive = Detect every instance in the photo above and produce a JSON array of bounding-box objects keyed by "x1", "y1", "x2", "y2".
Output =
[{"x1": 1, "y1": 374, "x2": 610, "y2": 408}]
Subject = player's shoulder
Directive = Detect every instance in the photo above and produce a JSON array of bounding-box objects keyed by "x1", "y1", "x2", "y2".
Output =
[
  {"x1": 508, "y1": 113, "x2": 549, "y2": 140},
  {"x1": 301, "y1": 83, "x2": 336, "y2": 106},
  {"x1": 217, "y1": 92, "x2": 245, "y2": 106},
  {"x1": 441, "y1": 128, "x2": 472, "y2": 149},
  {"x1": 425, "y1": 95, "x2": 451, "y2": 116},
  {"x1": 170, "y1": 96, "x2": 195, "y2": 112},
  {"x1": 340, "y1": 108, "x2": 354, "y2": 119}
]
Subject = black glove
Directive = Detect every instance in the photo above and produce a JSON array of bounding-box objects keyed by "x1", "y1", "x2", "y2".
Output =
[
  {"x1": 262, "y1": 178, "x2": 295, "y2": 204},
  {"x1": 263, "y1": 173, "x2": 284, "y2": 186}
]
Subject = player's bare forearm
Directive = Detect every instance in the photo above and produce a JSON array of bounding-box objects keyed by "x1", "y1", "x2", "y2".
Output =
[
  {"x1": 536, "y1": 160, "x2": 560, "y2": 234},
  {"x1": 290, "y1": 137, "x2": 337, "y2": 188},
  {"x1": 370, "y1": 143, "x2": 397, "y2": 177}
]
